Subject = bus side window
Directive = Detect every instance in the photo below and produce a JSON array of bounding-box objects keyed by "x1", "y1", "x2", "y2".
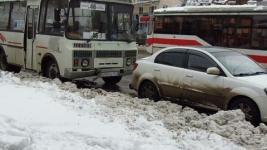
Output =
[
  {"x1": 10, "y1": 1, "x2": 27, "y2": 32},
  {"x1": 0, "y1": 2, "x2": 10, "y2": 30}
]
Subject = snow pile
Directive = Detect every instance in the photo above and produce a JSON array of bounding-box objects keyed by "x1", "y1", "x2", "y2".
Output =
[{"x1": 0, "y1": 71, "x2": 265, "y2": 149}]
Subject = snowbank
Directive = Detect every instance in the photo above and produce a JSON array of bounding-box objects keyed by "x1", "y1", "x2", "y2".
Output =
[{"x1": 0, "y1": 71, "x2": 266, "y2": 149}]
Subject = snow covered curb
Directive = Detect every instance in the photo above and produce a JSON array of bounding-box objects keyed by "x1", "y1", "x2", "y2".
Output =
[{"x1": 0, "y1": 71, "x2": 266, "y2": 149}]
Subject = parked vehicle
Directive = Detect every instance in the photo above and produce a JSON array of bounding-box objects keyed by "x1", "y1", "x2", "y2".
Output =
[
  {"x1": 0, "y1": 0, "x2": 137, "y2": 84},
  {"x1": 130, "y1": 46, "x2": 267, "y2": 126}
]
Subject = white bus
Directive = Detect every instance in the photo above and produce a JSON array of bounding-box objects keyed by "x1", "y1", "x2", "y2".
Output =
[
  {"x1": 146, "y1": 5, "x2": 267, "y2": 67},
  {"x1": 0, "y1": 0, "x2": 137, "y2": 84}
]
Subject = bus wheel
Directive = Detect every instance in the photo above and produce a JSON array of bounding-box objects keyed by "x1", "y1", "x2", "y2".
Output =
[
  {"x1": 102, "y1": 76, "x2": 122, "y2": 85},
  {"x1": 9, "y1": 65, "x2": 21, "y2": 73},
  {"x1": 44, "y1": 60, "x2": 60, "y2": 79},
  {"x1": 0, "y1": 51, "x2": 8, "y2": 71}
]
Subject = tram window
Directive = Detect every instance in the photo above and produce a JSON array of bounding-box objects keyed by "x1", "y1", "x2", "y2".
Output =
[
  {"x1": 154, "y1": 16, "x2": 182, "y2": 34},
  {"x1": 252, "y1": 16, "x2": 267, "y2": 49},
  {"x1": 39, "y1": 0, "x2": 68, "y2": 35},
  {"x1": 0, "y1": 2, "x2": 10, "y2": 30},
  {"x1": 10, "y1": 2, "x2": 26, "y2": 32}
]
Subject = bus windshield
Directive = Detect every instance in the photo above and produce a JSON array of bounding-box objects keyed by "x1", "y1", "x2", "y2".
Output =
[{"x1": 66, "y1": 0, "x2": 134, "y2": 41}]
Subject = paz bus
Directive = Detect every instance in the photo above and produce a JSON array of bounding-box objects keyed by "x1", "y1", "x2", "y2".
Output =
[
  {"x1": 0, "y1": 0, "x2": 137, "y2": 84},
  {"x1": 146, "y1": 5, "x2": 267, "y2": 67}
]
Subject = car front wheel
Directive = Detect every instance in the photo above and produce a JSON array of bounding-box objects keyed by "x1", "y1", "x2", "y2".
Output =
[
  {"x1": 138, "y1": 81, "x2": 160, "y2": 101},
  {"x1": 228, "y1": 98, "x2": 261, "y2": 126}
]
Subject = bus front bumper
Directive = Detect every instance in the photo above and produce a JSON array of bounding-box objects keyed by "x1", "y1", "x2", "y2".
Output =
[{"x1": 63, "y1": 68, "x2": 132, "y2": 79}]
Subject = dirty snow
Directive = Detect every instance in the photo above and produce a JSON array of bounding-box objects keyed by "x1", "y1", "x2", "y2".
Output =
[{"x1": 0, "y1": 71, "x2": 266, "y2": 150}]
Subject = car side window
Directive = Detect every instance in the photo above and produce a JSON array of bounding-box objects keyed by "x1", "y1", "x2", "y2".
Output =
[
  {"x1": 188, "y1": 53, "x2": 216, "y2": 72},
  {"x1": 155, "y1": 52, "x2": 186, "y2": 68}
]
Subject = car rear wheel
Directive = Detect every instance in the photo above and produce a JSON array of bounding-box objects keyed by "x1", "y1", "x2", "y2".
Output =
[
  {"x1": 228, "y1": 98, "x2": 261, "y2": 126},
  {"x1": 138, "y1": 81, "x2": 160, "y2": 101},
  {"x1": 102, "y1": 76, "x2": 122, "y2": 85}
]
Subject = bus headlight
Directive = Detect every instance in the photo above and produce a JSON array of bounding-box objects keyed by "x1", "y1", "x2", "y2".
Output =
[
  {"x1": 81, "y1": 59, "x2": 89, "y2": 67},
  {"x1": 126, "y1": 58, "x2": 132, "y2": 66}
]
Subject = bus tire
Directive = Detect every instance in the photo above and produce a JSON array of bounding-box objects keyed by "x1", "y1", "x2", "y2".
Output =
[
  {"x1": 44, "y1": 60, "x2": 60, "y2": 79},
  {"x1": 0, "y1": 50, "x2": 9, "y2": 71},
  {"x1": 9, "y1": 65, "x2": 21, "y2": 73},
  {"x1": 102, "y1": 76, "x2": 122, "y2": 85}
]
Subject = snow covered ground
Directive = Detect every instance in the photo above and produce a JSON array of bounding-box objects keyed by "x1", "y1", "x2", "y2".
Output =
[{"x1": 0, "y1": 71, "x2": 267, "y2": 150}]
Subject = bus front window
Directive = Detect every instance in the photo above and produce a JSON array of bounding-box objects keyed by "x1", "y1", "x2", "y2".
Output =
[
  {"x1": 109, "y1": 4, "x2": 134, "y2": 41},
  {"x1": 67, "y1": 0, "x2": 134, "y2": 41},
  {"x1": 67, "y1": 0, "x2": 108, "y2": 40}
]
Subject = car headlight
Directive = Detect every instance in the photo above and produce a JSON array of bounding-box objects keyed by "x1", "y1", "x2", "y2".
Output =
[{"x1": 81, "y1": 59, "x2": 89, "y2": 67}]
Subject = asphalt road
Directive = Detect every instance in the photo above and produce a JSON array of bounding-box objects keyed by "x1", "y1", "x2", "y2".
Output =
[{"x1": 81, "y1": 48, "x2": 151, "y2": 97}]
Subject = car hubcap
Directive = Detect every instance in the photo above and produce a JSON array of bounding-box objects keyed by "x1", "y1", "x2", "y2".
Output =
[
  {"x1": 234, "y1": 103, "x2": 253, "y2": 121},
  {"x1": 142, "y1": 83, "x2": 155, "y2": 99}
]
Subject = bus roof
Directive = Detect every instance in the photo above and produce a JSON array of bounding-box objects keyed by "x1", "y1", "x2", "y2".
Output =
[{"x1": 154, "y1": 5, "x2": 267, "y2": 14}]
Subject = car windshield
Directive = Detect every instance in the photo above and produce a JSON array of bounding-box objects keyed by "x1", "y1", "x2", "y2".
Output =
[
  {"x1": 213, "y1": 51, "x2": 266, "y2": 77},
  {"x1": 66, "y1": 0, "x2": 134, "y2": 41}
]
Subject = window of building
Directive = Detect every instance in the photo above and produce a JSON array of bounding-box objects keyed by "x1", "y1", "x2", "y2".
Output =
[
  {"x1": 10, "y1": 2, "x2": 26, "y2": 31},
  {"x1": 155, "y1": 51, "x2": 187, "y2": 68},
  {"x1": 149, "y1": 6, "x2": 156, "y2": 13},
  {"x1": 139, "y1": 7, "x2": 143, "y2": 14},
  {"x1": 0, "y1": 2, "x2": 10, "y2": 30}
]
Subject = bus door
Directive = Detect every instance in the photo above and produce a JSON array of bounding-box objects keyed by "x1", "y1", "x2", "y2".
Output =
[{"x1": 26, "y1": 5, "x2": 39, "y2": 69}]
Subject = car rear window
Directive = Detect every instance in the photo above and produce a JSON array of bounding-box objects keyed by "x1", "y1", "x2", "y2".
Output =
[{"x1": 155, "y1": 52, "x2": 186, "y2": 68}]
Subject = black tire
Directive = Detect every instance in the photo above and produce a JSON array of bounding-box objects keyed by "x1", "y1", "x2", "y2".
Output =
[
  {"x1": 44, "y1": 60, "x2": 60, "y2": 79},
  {"x1": 9, "y1": 65, "x2": 21, "y2": 73},
  {"x1": 0, "y1": 51, "x2": 8, "y2": 71},
  {"x1": 228, "y1": 98, "x2": 261, "y2": 126},
  {"x1": 138, "y1": 81, "x2": 160, "y2": 101},
  {"x1": 102, "y1": 76, "x2": 122, "y2": 85}
]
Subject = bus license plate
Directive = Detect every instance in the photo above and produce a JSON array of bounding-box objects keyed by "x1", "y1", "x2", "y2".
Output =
[{"x1": 100, "y1": 72, "x2": 119, "y2": 77}]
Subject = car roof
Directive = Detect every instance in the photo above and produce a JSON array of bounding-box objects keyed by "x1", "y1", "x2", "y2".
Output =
[
  {"x1": 164, "y1": 46, "x2": 233, "y2": 54},
  {"x1": 199, "y1": 46, "x2": 233, "y2": 53}
]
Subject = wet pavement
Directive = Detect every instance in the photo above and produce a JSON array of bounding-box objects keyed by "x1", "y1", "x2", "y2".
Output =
[{"x1": 79, "y1": 47, "x2": 151, "y2": 97}]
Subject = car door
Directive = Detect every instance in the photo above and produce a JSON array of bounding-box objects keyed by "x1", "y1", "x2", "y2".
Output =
[
  {"x1": 182, "y1": 50, "x2": 226, "y2": 108},
  {"x1": 153, "y1": 49, "x2": 187, "y2": 99}
]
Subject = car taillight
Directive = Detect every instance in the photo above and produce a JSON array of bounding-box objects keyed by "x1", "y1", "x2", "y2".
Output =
[{"x1": 133, "y1": 63, "x2": 138, "y2": 71}]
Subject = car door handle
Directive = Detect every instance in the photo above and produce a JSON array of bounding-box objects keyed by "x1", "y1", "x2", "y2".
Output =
[
  {"x1": 186, "y1": 74, "x2": 193, "y2": 78},
  {"x1": 154, "y1": 69, "x2": 161, "y2": 72}
]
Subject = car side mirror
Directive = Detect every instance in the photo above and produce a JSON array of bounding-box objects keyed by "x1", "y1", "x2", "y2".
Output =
[{"x1": 207, "y1": 67, "x2": 220, "y2": 76}]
